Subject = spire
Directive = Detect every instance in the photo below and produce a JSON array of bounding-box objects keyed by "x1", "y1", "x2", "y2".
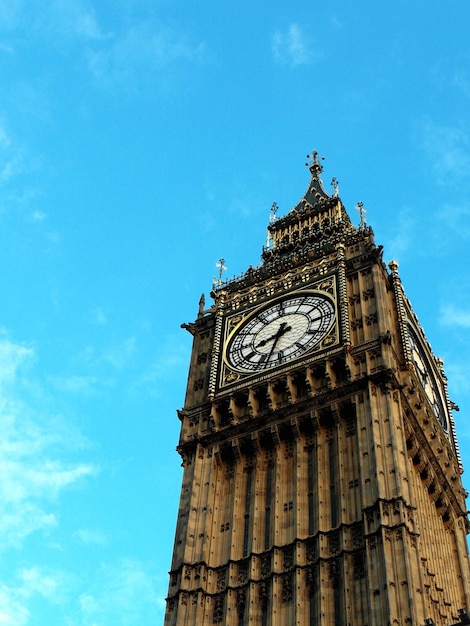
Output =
[
  {"x1": 212, "y1": 152, "x2": 368, "y2": 295},
  {"x1": 260, "y1": 150, "x2": 355, "y2": 265},
  {"x1": 299, "y1": 149, "x2": 332, "y2": 209}
]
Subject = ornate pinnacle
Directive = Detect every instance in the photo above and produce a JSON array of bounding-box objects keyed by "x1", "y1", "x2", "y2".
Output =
[{"x1": 306, "y1": 150, "x2": 324, "y2": 176}]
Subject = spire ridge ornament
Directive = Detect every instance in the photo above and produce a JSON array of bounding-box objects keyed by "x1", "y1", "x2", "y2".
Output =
[
  {"x1": 270, "y1": 202, "x2": 278, "y2": 223},
  {"x1": 331, "y1": 177, "x2": 339, "y2": 197},
  {"x1": 356, "y1": 201, "x2": 367, "y2": 228},
  {"x1": 266, "y1": 202, "x2": 279, "y2": 249},
  {"x1": 213, "y1": 258, "x2": 227, "y2": 289}
]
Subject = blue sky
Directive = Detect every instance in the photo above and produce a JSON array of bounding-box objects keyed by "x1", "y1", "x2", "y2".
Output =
[{"x1": 1, "y1": 1, "x2": 470, "y2": 624}]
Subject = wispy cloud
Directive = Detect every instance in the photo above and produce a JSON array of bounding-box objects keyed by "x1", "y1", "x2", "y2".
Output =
[
  {"x1": 77, "y1": 559, "x2": 161, "y2": 625},
  {"x1": 26, "y1": 0, "x2": 102, "y2": 42},
  {"x1": 0, "y1": 123, "x2": 24, "y2": 185},
  {"x1": 418, "y1": 119, "x2": 470, "y2": 184},
  {"x1": 86, "y1": 22, "x2": 206, "y2": 94},
  {"x1": 272, "y1": 24, "x2": 316, "y2": 67},
  {"x1": 75, "y1": 528, "x2": 109, "y2": 546},
  {"x1": 0, "y1": 0, "x2": 23, "y2": 32},
  {"x1": 381, "y1": 205, "x2": 418, "y2": 261},
  {"x1": 48, "y1": 374, "x2": 102, "y2": 396},
  {"x1": 440, "y1": 304, "x2": 470, "y2": 328},
  {"x1": 76, "y1": 337, "x2": 136, "y2": 372},
  {"x1": 1, "y1": 4, "x2": 206, "y2": 101},
  {"x1": 134, "y1": 333, "x2": 189, "y2": 397},
  {"x1": 453, "y1": 69, "x2": 470, "y2": 99},
  {"x1": 434, "y1": 201, "x2": 470, "y2": 240},
  {"x1": 90, "y1": 306, "x2": 108, "y2": 326}
]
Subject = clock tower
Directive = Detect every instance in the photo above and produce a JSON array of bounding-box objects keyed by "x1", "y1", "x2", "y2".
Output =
[{"x1": 164, "y1": 153, "x2": 470, "y2": 626}]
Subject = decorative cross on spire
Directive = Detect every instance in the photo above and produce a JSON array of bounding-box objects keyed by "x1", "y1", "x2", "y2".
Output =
[
  {"x1": 330, "y1": 177, "x2": 339, "y2": 197},
  {"x1": 356, "y1": 202, "x2": 367, "y2": 228},
  {"x1": 306, "y1": 150, "x2": 324, "y2": 175}
]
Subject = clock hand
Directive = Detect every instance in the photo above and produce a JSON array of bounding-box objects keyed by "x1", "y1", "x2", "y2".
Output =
[
  {"x1": 256, "y1": 322, "x2": 291, "y2": 348},
  {"x1": 265, "y1": 322, "x2": 292, "y2": 362}
]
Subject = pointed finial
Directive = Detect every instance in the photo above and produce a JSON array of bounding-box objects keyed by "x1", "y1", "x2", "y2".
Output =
[
  {"x1": 330, "y1": 177, "x2": 339, "y2": 197},
  {"x1": 355, "y1": 201, "x2": 367, "y2": 228},
  {"x1": 388, "y1": 259, "x2": 399, "y2": 275},
  {"x1": 198, "y1": 293, "x2": 205, "y2": 318},
  {"x1": 306, "y1": 150, "x2": 324, "y2": 175}
]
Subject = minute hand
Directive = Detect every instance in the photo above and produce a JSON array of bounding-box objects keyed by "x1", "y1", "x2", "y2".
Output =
[{"x1": 266, "y1": 322, "x2": 291, "y2": 362}]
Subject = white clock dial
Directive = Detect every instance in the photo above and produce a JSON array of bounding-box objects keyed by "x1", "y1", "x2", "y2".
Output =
[{"x1": 225, "y1": 293, "x2": 335, "y2": 373}]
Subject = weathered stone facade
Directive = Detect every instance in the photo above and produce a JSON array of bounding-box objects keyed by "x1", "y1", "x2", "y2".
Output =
[{"x1": 165, "y1": 153, "x2": 470, "y2": 626}]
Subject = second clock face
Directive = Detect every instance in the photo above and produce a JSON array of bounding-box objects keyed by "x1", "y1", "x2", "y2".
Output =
[
  {"x1": 225, "y1": 293, "x2": 335, "y2": 373},
  {"x1": 407, "y1": 324, "x2": 447, "y2": 430}
]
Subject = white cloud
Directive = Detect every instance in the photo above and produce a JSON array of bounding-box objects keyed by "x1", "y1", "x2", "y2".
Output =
[
  {"x1": 0, "y1": 335, "x2": 34, "y2": 386},
  {"x1": 0, "y1": 566, "x2": 68, "y2": 625},
  {"x1": 0, "y1": 584, "x2": 30, "y2": 626},
  {"x1": 0, "y1": 335, "x2": 95, "y2": 548},
  {"x1": 19, "y1": 567, "x2": 59, "y2": 599},
  {"x1": 272, "y1": 24, "x2": 315, "y2": 67}
]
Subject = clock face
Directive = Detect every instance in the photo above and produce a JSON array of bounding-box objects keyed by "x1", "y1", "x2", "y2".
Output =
[
  {"x1": 225, "y1": 293, "x2": 335, "y2": 373},
  {"x1": 407, "y1": 324, "x2": 447, "y2": 430}
]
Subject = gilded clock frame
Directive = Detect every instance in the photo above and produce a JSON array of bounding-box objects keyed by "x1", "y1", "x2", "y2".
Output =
[{"x1": 217, "y1": 276, "x2": 339, "y2": 390}]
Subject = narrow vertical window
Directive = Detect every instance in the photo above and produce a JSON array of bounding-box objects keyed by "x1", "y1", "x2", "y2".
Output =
[
  {"x1": 329, "y1": 440, "x2": 337, "y2": 527},
  {"x1": 309, "y1": 594, "x2": 316, "y2": 626},
  {"x1": 261, "y1": 604, "x2": 268, "y2": 626},
  {"x1": 334, "y1": 586, "x2": 341, "y2": 626},
  {"x1": 243, "y1": 468, "x2": 253, "y2": 558},
  {"x1": 236, "y1": 589, "x2": 246, "y2": 626},
  {"x1": 307, "y1": 447, "x2": 315, "y2": 536},
  {"x1": 264, "y1": 463, "x2": 273, "y2": 551}
]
